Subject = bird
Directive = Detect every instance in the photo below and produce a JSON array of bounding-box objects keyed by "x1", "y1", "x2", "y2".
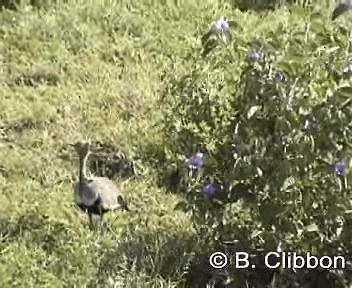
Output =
[
  {"x1": 70, "y1": 140, "x2": 130, "y2": 229},
  {"x1": 332, "y1": 0, "x2": 352, "y2": 20}
]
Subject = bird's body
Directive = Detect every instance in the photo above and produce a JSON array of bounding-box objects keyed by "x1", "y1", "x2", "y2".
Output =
[{"x1": 71, "y1": 141, "x2": 129, "y2": 228}]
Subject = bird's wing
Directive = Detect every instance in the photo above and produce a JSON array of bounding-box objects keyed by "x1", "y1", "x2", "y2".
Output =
[
  {"x1": 73, "y1": 181, "x2": 99, "y2": 206},
  {"x1": 89, "y1": 177, "x2": 122, "y2": 210}
]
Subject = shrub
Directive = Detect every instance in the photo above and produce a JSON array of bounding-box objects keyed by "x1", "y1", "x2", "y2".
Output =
[
  {"x1": 232, "y1": 0, "x2": 312, "y2": 12},
  {"x1": 160, "y1": 10, "x2": 352, "y2": 287}
]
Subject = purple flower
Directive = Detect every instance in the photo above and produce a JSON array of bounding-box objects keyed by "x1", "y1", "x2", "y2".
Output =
[
  {"x1": 247, "y1": 50, "x2": 260, "y2": 62},
  {"x1": 212, "y1": 18, "x2": 230, "y2": 34},
  {"x1": 275, "y1": 71, "x2": 285, "y2": 82},
  {"x1": 201, "y1": 182, "x2": 220, "y2": 196},
  {"x1": 187, "y1": 153, "x2": 204, "y2": 170},
  {"x1": 334, "y1": 162, "x2": 346, "y2": 176}
]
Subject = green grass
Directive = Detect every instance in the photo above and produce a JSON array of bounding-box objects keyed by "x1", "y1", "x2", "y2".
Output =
[{"x1": 0, "y1": 0, "x2": 345, "y2": 287}]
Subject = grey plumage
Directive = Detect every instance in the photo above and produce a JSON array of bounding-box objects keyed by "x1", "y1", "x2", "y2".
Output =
[
  {"x1": 332, "y1": 0, "x2": 352, "y2": 20},
  {"x1": 71, "y1": 141, "x2": 129, "y2": 228}
]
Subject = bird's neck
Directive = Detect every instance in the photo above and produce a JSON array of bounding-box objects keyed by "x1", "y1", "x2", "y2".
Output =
[{"x1": 78, "y1": 153, "x2": 89, "y2": 185}]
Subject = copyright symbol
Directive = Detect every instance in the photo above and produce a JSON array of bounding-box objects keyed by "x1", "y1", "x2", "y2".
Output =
[{"x1": 209, "y1": 252, "x2": 228, "y2": 269}]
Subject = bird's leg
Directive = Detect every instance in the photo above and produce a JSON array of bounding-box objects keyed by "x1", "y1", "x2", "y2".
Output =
[
  {"x1": 88, "y1": 213, "x2": 93, "y2": 230},
  {"x1": 99, "y1": 207, "x2": 104, "y2": 228}
]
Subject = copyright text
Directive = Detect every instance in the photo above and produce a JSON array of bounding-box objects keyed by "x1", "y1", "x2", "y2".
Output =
[{"x1": 209, "y1": 252, "x2": 346, "y2": 270}]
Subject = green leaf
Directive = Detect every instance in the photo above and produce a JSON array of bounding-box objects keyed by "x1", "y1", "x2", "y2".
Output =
[
  {"x1": 321, "y1": 46, "x2": 340, "y2": 55},
  {"x1": 280, "y1": 177, "x2": 295, "y2": 191},
  {"x1": 289, "y1": 4, "x2": 306, "y2": 17},
  {"x1": 335, "y1": 86, "x2": 352, "y2": 98},
  {"x1": 247, "y1": 105, "x2": 261, "y2": 119},
  {"x1": 276, "y1": 61, "x2": 295, "y2": 76},
  {"x1": 305, "y1": 223, "x2": 319, "y2": 232},
  {"x1": 310, "y1": 11, "x2": 324, "y2": 22},
  {"x1": 250, "y1": 229, "x2": 263, "y2": 238},
  {"x1": 174, "y1": 201, "x2": 188, "y2": 212},
  {"x1": 340, "y1": 98, "x2": 352, "y2": 109}
]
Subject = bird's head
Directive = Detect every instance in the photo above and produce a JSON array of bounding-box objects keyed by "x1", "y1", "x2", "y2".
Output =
[{"x1": 71, "y1": 141, "x2": 91, "y2": 159}]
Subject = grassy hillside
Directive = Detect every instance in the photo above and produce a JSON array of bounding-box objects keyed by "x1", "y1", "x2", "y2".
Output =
[{"x1": 1, "y1": 0, "x2": 351, "y2": 287}]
